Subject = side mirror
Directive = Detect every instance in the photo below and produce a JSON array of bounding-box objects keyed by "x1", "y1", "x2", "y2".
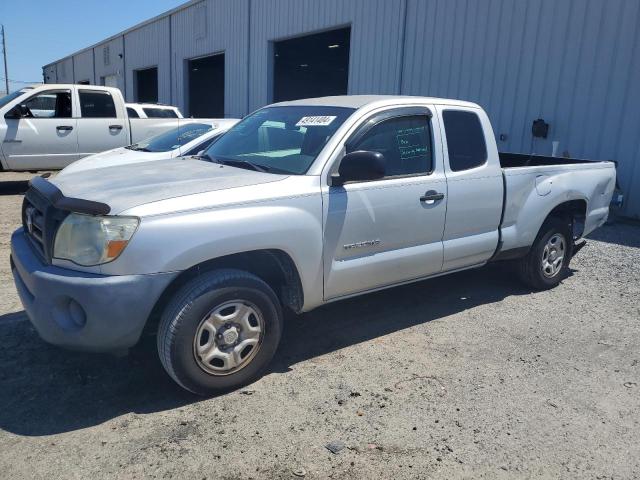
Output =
[
  {"x1": 330, "y1": 150, "x2": 385, "y2": 186},
  {"x1": 4, "y1": 104, "x2": 28, "y2": 119}
]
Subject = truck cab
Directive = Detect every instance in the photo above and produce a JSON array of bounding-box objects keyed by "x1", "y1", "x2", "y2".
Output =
[
  {"x1": 0, "y1": 84, "x2": 202, "y2": 171},
  {"x1": 0, "y1": 85, "x2": 130, "y2": 169}
]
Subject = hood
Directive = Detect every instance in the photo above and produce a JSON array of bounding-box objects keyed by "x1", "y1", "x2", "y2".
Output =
[
  {"x1": 51, "y1": 158, "x2": 287, "y2": 214},
  {"x1": 59, "y1": 147, "x2": 171, "y2": 176}
]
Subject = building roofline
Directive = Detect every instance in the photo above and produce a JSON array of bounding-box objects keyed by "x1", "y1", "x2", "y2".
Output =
[{"x1": 42, "y1": 0, "x2": 202, "y2": 69}]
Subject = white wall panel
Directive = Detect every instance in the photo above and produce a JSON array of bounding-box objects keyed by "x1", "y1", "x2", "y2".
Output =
[
  {"x1": 55, "y1": 57, "x2": 74, "y2": 84},
  {"x1": 248, "y1": 0, "x2": 406, "y2": 111},
  {"x1": 41, "y1": 0, "x2": 640, "y2": 216},
  {"x1": 170, "y1": 0, "x2": 250, "y2": 117},
  {"x1": 93, "y1": 36, "x2": 125, "y2": 93},
  {"x1": 124, "y1": 17, "x2": 171, "y2": 103},
  {"x1": 43, "y1": 64, "x2": 57, "y2": 83},
  {"x1": 73, "y1": 49, "x2": 95, "y2": 84},
  {"x1": 402, "y1": 0, "x2": 640, "y2": 216}
]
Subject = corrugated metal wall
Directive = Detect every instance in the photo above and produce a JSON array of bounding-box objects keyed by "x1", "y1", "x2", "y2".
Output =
[
  {"x1": 72, "y1": 50, "x2": 94, "y2": 84},
  {"x1": 402, "y1": 0, "x2": 640, "y2": 216},
  {"x1": 42, "y1": 0, "x2": 640, "y2": 216},
  {"x1": 93, "y1": 36, "x2": 125, "y2": 91},
  {"x1": 43, "y1": 65, "x2": 57, "y2": 83},
  {"x1": 124, "y1": 17, "x2": 171, "y2": 103},
  {"x1": 248, "y1": 0, "x2": 405, "y2": 111},
  {"x1": 171, "y1": 0, "x2": 249, "y2": 117},
  {"x1": 55, "y1": 57, "x2": 74, "y2": 84}
]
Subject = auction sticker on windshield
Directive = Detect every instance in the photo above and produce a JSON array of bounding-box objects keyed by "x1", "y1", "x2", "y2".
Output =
[{"x1": 296, "y1": 116, "x2": 337, "y2": 127}]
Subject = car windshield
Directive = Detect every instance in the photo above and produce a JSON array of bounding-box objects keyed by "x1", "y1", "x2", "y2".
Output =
[
  {"x1": 0, "y1": 89, "x2": 30, "y2": 109},
  {"x1": 127, "y1": 123, "x2": 213, "y2": 152},
  {"x1": 203, "y1": 106, "x2": 355, "y2": 174}
]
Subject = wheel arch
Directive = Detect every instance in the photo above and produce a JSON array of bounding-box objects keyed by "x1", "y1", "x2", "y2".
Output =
[
  {"x1": 495, "y1": 197, "x2": 588, "y2": 261},
  {"x1": 544, "y1": 198, "x2": 588, "y2": 239},
  {"x1": 144, "y1": 249, "x2": 304, "y2": 336}
]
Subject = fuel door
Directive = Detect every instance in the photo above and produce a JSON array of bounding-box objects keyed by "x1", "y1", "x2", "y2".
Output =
[{"x1": 535, "y1": 175, "x2": 553, "y2": 196}]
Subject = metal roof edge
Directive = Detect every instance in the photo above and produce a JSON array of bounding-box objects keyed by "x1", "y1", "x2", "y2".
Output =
[{"x1": 42, "y1": 0, "x2": 203, "y2": 69}]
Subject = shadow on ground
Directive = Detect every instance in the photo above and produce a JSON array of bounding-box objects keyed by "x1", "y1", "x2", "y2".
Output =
[
  {"x1": 0, "y1": 263, "x2": 542, "y2": 436},
  {"x1": 587, "y1": 219, "x2": 640, "y2": 248}
]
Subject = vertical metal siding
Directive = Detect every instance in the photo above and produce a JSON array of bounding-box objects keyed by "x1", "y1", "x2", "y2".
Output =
[
  {"x1": 56, "y1": 57, "x2": 74, "y2": 83},
  {"x1": 124, "y1": 17, "x2": 171, "y2": 103},
  {"x1": 170, "y1": 0, "x2": 249, "y2": 117},
  {"x1": 72, "y1": 50, "x2": 95, "y2": 84},
  {"x1": 402, "y1": 0, "x2": 640, "y2": 216},
  {"x1": 92, "y1": 36, "x2": 125, "y2": 92},
  {"x1": 248, "y1": 0, "x2": 406, "y2": 112},
  {"x1": 41, "y1": 0, "x2": 640, "y2": 216},
  {"x1": 43, "y1": 65, "x2": 57, "y2": 83}
]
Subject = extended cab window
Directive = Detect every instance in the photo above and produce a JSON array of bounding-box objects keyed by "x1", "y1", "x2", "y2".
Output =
[
  {"x1": 349, "y1": 115, "x2": 432, "y2": 177},
  {"x1": 443, "y1": 110, "x2": 487, "y2": 171},
  {"x1": 143, "y1": 108, "x2": 178, "y2": 118},
  {"x1": 79, "y1": 90, "x2": 117, "y2": 118},
  {"x1": 23, "y1": 90, "x2": 72, "y2": 118}
]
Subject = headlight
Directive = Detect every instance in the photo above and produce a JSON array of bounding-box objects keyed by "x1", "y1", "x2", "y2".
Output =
[{"x1": 53, "y1": 213, "x2": 139, "y2": 266}]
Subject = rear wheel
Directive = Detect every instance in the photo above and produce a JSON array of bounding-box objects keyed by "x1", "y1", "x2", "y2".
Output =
[
  {"x1": 516, "y1": 216, "x2": 573, "y2": 290},
  {"x1": 157, "y1": 269, "x2": 283, "y2": 396}
]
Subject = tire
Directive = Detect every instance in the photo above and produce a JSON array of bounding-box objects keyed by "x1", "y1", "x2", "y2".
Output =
[
  {"x1": 157, "y1": 269, "x2": 283, "y2": 396},
  {"x1": 516, "y1": 216, "x2": 573, "y2": 290}
]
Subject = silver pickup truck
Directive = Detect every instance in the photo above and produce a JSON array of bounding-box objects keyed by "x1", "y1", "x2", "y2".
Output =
[{"x1": 10, "y1": 95, "x2": 616, "y2": 395}]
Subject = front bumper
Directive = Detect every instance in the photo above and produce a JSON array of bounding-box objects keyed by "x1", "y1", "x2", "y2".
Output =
[{"x1": 10, "y1": 228, "x2": 177, "y2": 352}]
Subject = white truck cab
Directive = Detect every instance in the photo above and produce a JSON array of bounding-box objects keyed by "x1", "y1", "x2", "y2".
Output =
[{"x1": 0, "y1": 84, "x2": 209, "y2": 170}]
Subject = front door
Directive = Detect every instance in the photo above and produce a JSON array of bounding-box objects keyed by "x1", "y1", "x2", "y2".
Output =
[
  {"x1": 2, "y1": 89, "x2": 78, "y2": 170},
  {"x1": 323, "y1": 107, "x2": 447, "y2": 300}
]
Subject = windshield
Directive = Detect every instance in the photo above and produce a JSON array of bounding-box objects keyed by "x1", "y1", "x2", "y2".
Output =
[
  {"x1": 128, "y1": 123, "x2": 213, "y2": 152},
  {"x1": 0, "y1": 89, "x2": 30, "y2": 109},
  {"x1": 203, "y1": 106, "x2": 355, "y2": 174}
]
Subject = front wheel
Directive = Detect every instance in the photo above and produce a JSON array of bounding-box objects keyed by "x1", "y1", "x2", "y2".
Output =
[
  {"x1": 516, "y1": 216, "x2": 573, "y2": 290},
  {"x1": 157, "y1": 269, "x2": 283, "y2": 396}
]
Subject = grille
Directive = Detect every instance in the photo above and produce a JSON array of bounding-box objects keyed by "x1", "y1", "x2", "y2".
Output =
[{"x1": 22, "y1": 186, "x2": 68, "y2": 264}]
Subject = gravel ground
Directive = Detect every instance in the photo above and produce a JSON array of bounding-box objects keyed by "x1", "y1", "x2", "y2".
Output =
[{"x1": 0, "y1": 172, "x2": 639, "y2": 479}]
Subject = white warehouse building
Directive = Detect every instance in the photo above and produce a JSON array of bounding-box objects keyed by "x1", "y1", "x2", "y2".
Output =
[{"x1": 44, "y1": 0, "x2": 640, "y2": 217}]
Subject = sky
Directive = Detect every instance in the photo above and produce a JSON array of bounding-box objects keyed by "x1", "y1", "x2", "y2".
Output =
[{"x1": 0, "y1": 0, "x2": 186, "y2": 94}]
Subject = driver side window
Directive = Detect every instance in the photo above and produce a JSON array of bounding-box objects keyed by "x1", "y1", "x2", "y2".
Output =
[
  {"x1": 24, "y1": 90, "x2": 72, "y2": 118},
  {"x1": 349, "y1": 115, "x2": 433, "y2": 177}
]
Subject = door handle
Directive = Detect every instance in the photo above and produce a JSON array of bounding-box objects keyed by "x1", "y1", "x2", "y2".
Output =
[
  {"x1": 109, "y1": 124, "x2": 123, "y2": 131},
  {"x1": 420, "y1": 190, "x2": 445, "y2": 203},
  {"x1": 56, "y1": 125, "x2": 73, "y2": 131}
]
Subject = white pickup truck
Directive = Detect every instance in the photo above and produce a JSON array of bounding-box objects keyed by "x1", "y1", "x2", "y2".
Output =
[
  {"x1": 0, "y1": 84, "x2": 207, "y2": 170},
  {"x1": 10, "y1": 95, "x2": 615, "y2": 396},
  {"x1": 125, "y1": 103, "x2": 183, "y2": 119}
]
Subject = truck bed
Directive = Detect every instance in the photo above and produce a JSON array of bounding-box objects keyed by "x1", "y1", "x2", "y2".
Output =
[
  {"x1": 498, "y1": 151, "x2": 608, "y2": 168},
  {"x1": 497, "y1": 152, "x2": 616, "y2": 257}
]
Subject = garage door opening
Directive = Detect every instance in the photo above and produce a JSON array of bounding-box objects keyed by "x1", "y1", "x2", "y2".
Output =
[
  {"x1": 188, "y1": 54, "x2": 224, "y2": 117},
  {"x1": 135, "y1": 67, "x2": 158, "y2": 103},
  {"x1": 273, "y1": 27, "x2": 351, "y2": 102}
]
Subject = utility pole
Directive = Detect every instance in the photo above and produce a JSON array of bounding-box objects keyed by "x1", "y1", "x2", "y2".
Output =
[{"x1": 1, "y1": 25, "x2": 8, "y2": 94}]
